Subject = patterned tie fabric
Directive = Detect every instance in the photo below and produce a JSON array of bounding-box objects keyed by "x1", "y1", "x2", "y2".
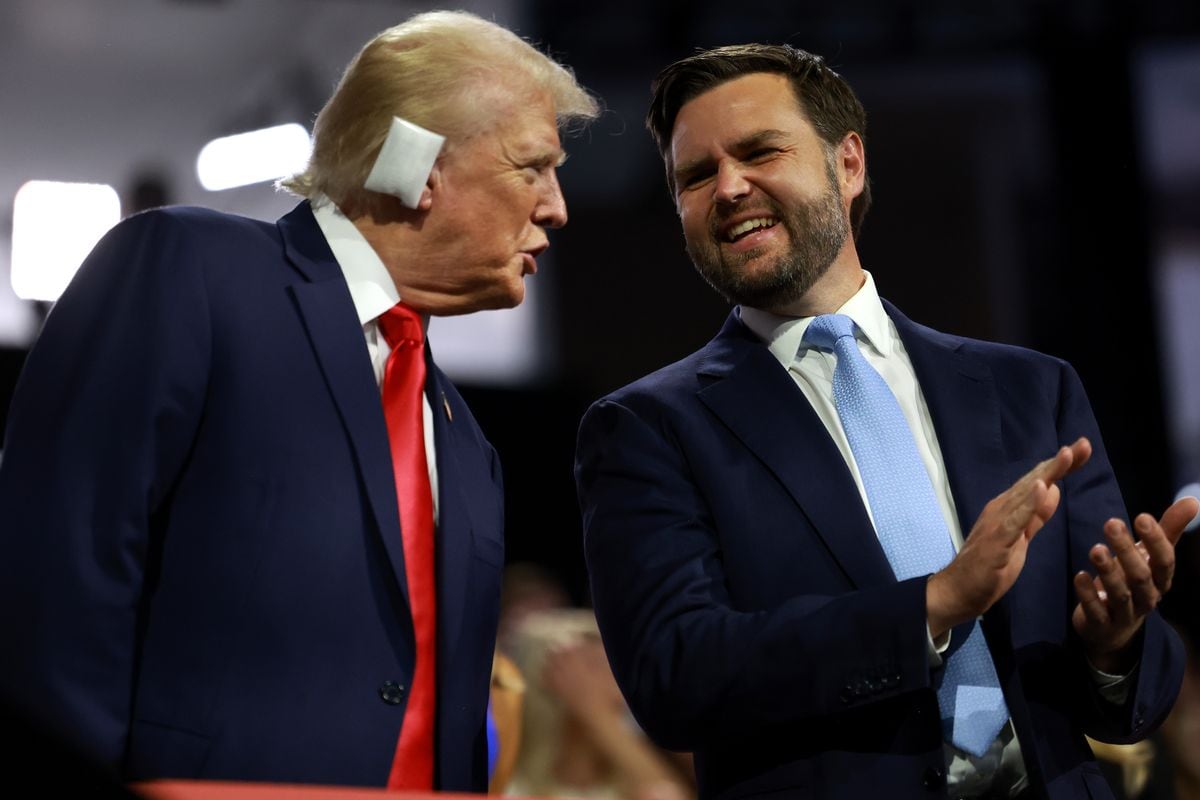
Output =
[
  {"x1": 378, "y1": 302, "x2": 437, "y2": 789},
  {"x1": 802, "y1": 313, "x2": 1007, "y2": 758}
]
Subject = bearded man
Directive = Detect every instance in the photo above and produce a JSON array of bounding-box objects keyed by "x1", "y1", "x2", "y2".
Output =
[{"x1": 575, "y1": 44, "x2": 1194, "y2": 800}]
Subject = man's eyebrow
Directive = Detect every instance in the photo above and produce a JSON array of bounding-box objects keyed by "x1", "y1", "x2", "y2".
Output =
[
  {"x1": 734, "y1": 129, "x2": 790, "y2": 151},
  {"x1": 673, "y1": 129, "x2": 791, "y2": 183},
  {"x1": 528, "y1": 149, "x2": 567, "y2": 168}
]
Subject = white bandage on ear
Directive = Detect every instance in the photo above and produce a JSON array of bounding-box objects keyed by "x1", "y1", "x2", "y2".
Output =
[{"x1": 363, "y1": 116, "x2": 446, "y2": 209}]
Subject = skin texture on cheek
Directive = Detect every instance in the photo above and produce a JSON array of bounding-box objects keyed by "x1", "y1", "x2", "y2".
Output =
[
  {"x1": 684, "y1": 157, "x2": 848, "y2": 311},
  {"x1": 668, "y1": 74, "x2": 856, "y2": 312},
  {"x1": 403, "y1": 99, "x2": 561, "y2": 313}
]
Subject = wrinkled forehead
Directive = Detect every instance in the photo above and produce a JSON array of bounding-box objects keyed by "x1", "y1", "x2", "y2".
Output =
[
  {"x1": 444, "y1": 75, "x2": 558, "y2": 140},
  {"x1": 443, "y1": 86, "x2": 564, "y2": 166}
]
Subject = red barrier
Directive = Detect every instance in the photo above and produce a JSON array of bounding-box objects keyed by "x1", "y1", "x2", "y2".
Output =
[{"x1": 136, "y1": 781, "x2": 501, "y2": 800}]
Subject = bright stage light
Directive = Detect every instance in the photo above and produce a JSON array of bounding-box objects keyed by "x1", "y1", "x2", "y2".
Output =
[
  {"x1": 196, "y1": 123, "x2": 312, "y2": 191},
  {"x1": 11, "y1": 180, "x2": 121, "y2": 302}
]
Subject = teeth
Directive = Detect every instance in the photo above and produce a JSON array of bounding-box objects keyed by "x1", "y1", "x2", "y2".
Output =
[{"x1": 727, "y1": 217, "x2": 776, "y2": 241}]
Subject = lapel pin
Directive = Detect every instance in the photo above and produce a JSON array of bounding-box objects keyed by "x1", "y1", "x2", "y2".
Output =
[{"x1": 442, "y1": 393, "x2": 453, "y2": 422}]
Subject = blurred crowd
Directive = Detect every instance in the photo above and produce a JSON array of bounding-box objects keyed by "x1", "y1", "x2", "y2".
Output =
[{"x1": 489, "y1": 563, "x2": 695, "y2": 800}]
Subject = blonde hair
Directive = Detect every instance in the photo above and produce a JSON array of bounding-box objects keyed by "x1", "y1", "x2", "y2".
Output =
[
  {"x1": 506, "y1": 608, "x2": 607, "y2": 795},
  {"x1": 280, "y1": 10, "x2": 598, "y2": 209}
]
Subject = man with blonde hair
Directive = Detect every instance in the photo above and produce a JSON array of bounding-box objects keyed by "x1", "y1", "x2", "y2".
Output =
[{"x1": 0, "y1": 10, "x2": 596, "y2": 792}]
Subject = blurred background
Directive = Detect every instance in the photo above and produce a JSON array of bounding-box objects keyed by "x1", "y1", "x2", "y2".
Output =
[{"x1": 1, "y1": 0, "x2": 1199, "y2": 608}]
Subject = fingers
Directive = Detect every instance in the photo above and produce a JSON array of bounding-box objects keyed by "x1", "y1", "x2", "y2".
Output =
[
  {"x1": 989, "y1": 439, "x2": 1089, "y2": 533},
  {"x1": 1066, "y1": 437, "x2": 1093, "y2": 474},
  {"x1": 1131, "y1": 512, "x2": 1174, "y2": 594},
  {"x1": 1088, "y1": 541, "x2": 1136, "y2": 630},
  {"x1": 996, "y1": 478, "x2": 1049, "y2": 544},
  {"x1": 1105, "y1": 518, "x2": 1160, "y2": 616},
  {"x1": 1024, "y1": 437, "x2": 1092, "y2": 486},
  {"x1": 1073, "y1": 569, "x2": 1110, "y2": 629},
  {"x1": 1009, "y1": 437, "x2": 1091, "y2": 517},
  {"x1": 1159, "y1": 496, "x2": 1200, "y2": 546},
  {"x1": 1021, "y1": 447, "x2": 1069, "y2": 486},
  {"x1": 1026, "y1": 483, "x2": 1061, "y2": 539}
]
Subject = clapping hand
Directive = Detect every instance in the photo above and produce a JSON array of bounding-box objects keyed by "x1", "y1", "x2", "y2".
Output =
[{"x1": 1072, "y1": 495, "x2": 1200, "y2": 673}]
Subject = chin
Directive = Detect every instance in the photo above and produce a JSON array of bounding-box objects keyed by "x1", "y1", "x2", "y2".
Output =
[
  {"x1": 454, "y1": 284, "x2": 525, "y2": 315},
  {"x1": 501, "y1": 284, "x2": 526, "y2": 309},
  {"x1": 497, "y1": 274, "x2": 527, "y2": 308}
]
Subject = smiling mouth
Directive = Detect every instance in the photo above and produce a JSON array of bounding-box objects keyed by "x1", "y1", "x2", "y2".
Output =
[{"x1": 724, "y1": 216, "x2": 779, "y2": 243}]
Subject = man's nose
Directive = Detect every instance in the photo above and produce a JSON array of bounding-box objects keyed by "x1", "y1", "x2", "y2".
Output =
[
  {"x1": 713, "y1": 161, "x2": 751, "y2": 205},
  {"x1": 534, "y1": 171, "x2": 568, "y2": 229}
]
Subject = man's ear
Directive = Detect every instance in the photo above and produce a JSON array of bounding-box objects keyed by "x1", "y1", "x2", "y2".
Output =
[
  {"x1": 839, "y1": 132, "x2": 866, "y2": 201},
  {"x1": 415, "y1": 163, "x2": 439, "y2": 212}
]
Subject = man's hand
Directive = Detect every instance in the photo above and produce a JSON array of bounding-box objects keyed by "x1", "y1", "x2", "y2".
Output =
[
  {"x1": 927, "y1": 438, "x2": 1093, "y2": 639},
  {"x1": 1072, "y1": 495, "x2": 1199, "y2": 673}
]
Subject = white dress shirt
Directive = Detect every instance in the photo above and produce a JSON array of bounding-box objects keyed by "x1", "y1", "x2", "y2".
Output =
[
  {"x1": 740, "y1": 271, "x2": 1025, "y2": 796},
  {"x1": 311, "y1": 200, "x2": 440, "y2": 521}
]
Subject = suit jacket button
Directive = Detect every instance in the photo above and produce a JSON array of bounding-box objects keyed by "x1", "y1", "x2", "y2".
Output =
[
  {"x1": 923, "y1": 766, "x2": 945, "y2": 789},
  {"x1": 379, "y1": 681, "x2": 405, "y2": 705}
]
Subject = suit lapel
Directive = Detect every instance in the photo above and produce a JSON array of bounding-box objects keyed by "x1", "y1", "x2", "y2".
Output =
[
  {"x1": 696, "y1": 313, "x2": 896, "y2": 589},
  {"x1": 885, "y1": 302, "x2": 1019, "y2": 653},
  {"x1": 278, "y1": 203, "x2": 411, "y2": 606},
  {"x1": 424, "y1": 360, "x2": 474, "y2": 667},
  {"x1": 884, "y1": 301, "x2": 1007, "y2": 537}
]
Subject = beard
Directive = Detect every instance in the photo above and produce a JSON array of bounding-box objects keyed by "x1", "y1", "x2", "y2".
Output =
[{"x1": 685, "y1": 163, "x2": 849, "y2": 311}]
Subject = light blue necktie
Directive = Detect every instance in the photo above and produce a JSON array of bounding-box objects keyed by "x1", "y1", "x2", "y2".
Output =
[{"x1": 803, "y1": 313, "x2": 1007, "y2": 758}]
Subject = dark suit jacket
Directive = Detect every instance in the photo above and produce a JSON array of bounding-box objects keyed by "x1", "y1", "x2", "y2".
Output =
[
  {"x1": 575, "y1": 305, "x2": 1184, "y2": 800},
  {"x1": 0, "y1": 202, "x2": 505, "y2": 790}
]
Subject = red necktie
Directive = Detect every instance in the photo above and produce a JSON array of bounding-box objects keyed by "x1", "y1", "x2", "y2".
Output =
[{"x1": 378, "y1": 303, "x2": 437, "y2": 790}]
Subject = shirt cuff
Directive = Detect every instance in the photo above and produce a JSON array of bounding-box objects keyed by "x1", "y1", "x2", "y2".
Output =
[
  {"x1": 1087, "y1": 657, "x2": 1138, "y2": 706},
  {"x1": 926, "y1": 623, "x2": 950, "y2": 668}
]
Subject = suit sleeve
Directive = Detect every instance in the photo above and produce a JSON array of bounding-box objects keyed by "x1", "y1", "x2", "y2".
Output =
[
  {"x1": 576, "y1": 396, "x2": 935, "y2": 751},
  {"x1": 0, "y1": 211, "x2": 211, "y2": 769},
  {"x1": 1055, "y1": 362, "x2": 1185, "y2": 743}
]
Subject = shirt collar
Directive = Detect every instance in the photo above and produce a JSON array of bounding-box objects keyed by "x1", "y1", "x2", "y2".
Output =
[
  {"x1": 311, "y1": 197, "x2": 406, "y2": 327},
  {"x1": 739, "y1": 270, "x2": 894, "y2": 368}
]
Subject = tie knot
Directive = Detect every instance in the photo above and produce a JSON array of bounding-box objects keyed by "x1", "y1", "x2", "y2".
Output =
[
  {"x1": 802, "y1": 313, "x2": 858, "y2": 352},
  {"x1": 378, "y1": 302, "x2": 424, "y2": 350}
]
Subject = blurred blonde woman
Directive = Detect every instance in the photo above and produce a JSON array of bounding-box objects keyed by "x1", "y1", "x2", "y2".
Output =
[{"x1": 503, "y1": 608, "x2": 694, "y2": 800}]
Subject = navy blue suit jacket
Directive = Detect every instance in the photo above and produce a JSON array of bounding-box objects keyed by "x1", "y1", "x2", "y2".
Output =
[
  {"x1": 576, "y1": 306, "x2": 1183, "y2": 800},
  {"x1": 0, "y1": 203, "x2": 505, "y2": 790}
]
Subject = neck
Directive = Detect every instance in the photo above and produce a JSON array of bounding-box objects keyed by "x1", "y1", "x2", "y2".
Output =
[
  {"x1": 348, "y1": 203, "x2": 425, "y2": 298},
  {"x1": 768, "y1": 243, "x2": 865, "y2": 318}
]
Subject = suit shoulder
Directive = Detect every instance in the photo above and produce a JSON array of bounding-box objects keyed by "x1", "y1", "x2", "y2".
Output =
[
  {"x1": 116, "y1": 206, "x2": 278, "y2": 249},
  {"x1": 588, "y1": 347, "x2": 713, "y2": 422},
  {"x1": 896, "y1": 306, "x2": 1071, "y2": 375},
  {"x1": 952, "y1": 334, "x2": 1078, "y2": 388},
  {"x1": 602, "y1": 347, "x2": 711, "y2": 401}
]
